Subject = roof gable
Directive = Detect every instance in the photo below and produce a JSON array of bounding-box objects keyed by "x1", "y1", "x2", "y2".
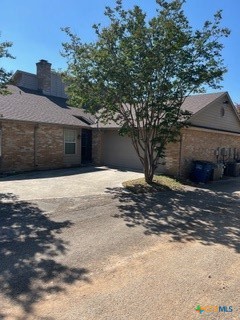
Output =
[
  {"x1": 189, "y1": 92, "x2": 240, "y2": 133},
  {"x1": 181, "y1": 92, "x2": 225, "y2": 114}
]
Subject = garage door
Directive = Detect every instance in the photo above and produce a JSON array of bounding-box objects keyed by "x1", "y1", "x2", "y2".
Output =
[{"x1": 103, "y1": 130, "x2": 143, "y2": 170}]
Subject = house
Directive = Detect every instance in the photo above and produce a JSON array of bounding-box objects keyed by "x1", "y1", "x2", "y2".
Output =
[
  {"x1": 0, "y1": 60, "x2": 95, "y2": 173},
  {"x1": 1, "y1": 59, "x2": 240, "y2": 178},
  {"x1": 93, "y1": 91, "x2": 240, "y2": 178}
]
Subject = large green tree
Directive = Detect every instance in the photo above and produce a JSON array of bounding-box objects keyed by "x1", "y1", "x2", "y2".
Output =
[
  {"x1": 62, "y1": 0, "x2": 230, "y2": 183},
  {"x1": 0, "y1": 33, "x2": 14, "y2": 95}
]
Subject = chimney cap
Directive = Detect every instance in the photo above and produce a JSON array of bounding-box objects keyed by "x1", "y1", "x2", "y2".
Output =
[{"x1": 37, "y1": 59, "x2": 51, "y2": 65}]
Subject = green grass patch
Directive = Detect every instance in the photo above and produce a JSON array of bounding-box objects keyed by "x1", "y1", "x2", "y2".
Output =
[{"x1": 122, "y1": 175, "x2": 184, "y2": 193}]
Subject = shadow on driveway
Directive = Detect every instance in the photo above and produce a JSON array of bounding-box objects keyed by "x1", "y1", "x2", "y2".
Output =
[
  {"x1": 0, "y1": 193, "x2": 89, "y2": 318},
  {"x1": 107, "y1": 186, "x2": 240, "y2": 253}
]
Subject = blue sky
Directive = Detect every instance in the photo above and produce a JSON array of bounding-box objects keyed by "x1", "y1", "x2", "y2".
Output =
[{"x1": 1, "y1": 0, "x2": 239, "y2": 102}]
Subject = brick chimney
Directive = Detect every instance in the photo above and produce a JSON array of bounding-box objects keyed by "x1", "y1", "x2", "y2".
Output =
[{"x1": 36, "y1": 59, "x2": 52, "y2": 95}]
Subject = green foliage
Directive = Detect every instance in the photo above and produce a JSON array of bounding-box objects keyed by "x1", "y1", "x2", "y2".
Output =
[
  {"x1": 62, "y1": 0, "x2": 230, "y2": 182},
  {"x1": 0, "y1": 33, "x2": 14, "y2": 95}
]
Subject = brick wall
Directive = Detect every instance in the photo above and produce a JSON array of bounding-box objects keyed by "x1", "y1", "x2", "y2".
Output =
[
  {"x1": 91, "y1": 127, "x2": 240, "y2": 179},
  {"x1": 165, "y1": 127, "x2": 240, "y2": 178},
  {"x1": 164, "y1": 140, "x2": 181, "y2": 176},
  {"x1": 4, "y1": 121, "x2": 239, "y2": 177},
  {"x1": 0, "y1": 121, "x2": 65, "y2": 173},
  {"x1": 35, "y1": 124, "x2": 64, "y2": 169},
  {"x1": 0, "y1": 121, "x2": 35, "y2": 172}
]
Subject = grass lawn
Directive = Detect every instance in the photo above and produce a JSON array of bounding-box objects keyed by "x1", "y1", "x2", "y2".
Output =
[{"x1": 122, "y1": 175, "x2": 184, "y2": 193}]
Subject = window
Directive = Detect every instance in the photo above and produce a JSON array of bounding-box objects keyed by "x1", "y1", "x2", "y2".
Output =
[{"x1": 64, "y1": 129, "x2": 76, "y2": 155}]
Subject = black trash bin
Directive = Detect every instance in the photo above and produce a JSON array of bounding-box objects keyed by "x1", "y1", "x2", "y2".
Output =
[
  {"x1": 190, "y1": 161, "x2": 214, "y2": 183},
  {"x1": 225, "y1": 162, "x2": 240, "y2": 177}
]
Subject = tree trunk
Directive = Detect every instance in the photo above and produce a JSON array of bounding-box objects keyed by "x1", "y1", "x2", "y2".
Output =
[
  {"x1": 144, "y1": 156, "x2": 154, "y2": 184},
  {"x1": 144, "y1": 171, "x2": 154, "y2": 184}
]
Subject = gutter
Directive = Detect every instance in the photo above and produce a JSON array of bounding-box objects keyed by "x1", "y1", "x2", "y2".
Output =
[{"x1": 187, "y1": 125, "x2": 240, "y2": 135}]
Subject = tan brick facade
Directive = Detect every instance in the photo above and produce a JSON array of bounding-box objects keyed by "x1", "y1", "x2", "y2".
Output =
[
  {"x1": 35, "y1": 125, "x2": 64, "y2": 169},
  {"x1": 2, "y1": 120, "x2": 240, "y2": 178},
  {"x1": 164, "y1": 140, "x2": 181, "y2": 176},
  {"x1": 0, "y1": 121, "x2": 35, "y2": 172},
  {"x1": 165, "y1": 127, "x2": 240, "y2": 178},
  {"x1": 93, "y1": 127, "x2": 240, "y2": 178},
  {"x1": 0, "y1": 121, "x2": 78, "y2": 173}
]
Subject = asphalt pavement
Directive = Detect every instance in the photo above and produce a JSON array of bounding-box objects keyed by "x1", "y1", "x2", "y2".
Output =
[{"x1": 1, "y1": 170, "x2": 240, "y2": 319}]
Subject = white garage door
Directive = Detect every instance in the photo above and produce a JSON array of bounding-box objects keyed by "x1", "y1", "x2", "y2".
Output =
[{"x1": 103, "y1": 130, "x2": 143, "y2": 170}]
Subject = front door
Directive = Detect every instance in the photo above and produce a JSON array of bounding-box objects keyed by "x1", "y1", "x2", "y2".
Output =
[{"x1": 81, "y1": 129, "x2": 92, "y2": 163}]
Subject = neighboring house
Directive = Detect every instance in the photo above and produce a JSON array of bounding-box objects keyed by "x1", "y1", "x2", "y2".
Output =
[
  {"x1": 1, "y1": 59, "x2": 240, "y2": 178},
  {"x1": 94, "y1": 91, "x2": 240, "y2": 177}
]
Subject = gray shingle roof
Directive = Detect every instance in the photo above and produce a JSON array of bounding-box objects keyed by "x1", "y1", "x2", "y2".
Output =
[
  {"x1": 92, "y1": 92, "x2": 226, "y2": 128},
  {"x1": 181, "y1": 91, "x2": 225, "y2": 114},
  {"x1": 65, "y1": 107, "x2": 96, "y2": 125},
  {"x1": 0, "y1": 86, "x2": 226, "y2": 129},
  {"x1": 0, "y1": 85, "x2": 92, "y2": 127}
]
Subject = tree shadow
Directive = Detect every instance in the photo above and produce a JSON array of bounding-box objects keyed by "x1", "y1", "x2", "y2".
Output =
[
  {"x1": 107, "y1": 186, "x2": 240, "y2": 253},
  {"x1": 0, "y1": 193, "x2": 89, "y2": 318}
]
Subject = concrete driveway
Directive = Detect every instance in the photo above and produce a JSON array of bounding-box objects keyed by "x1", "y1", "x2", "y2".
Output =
[
  {"x1": 0, "y1": 166, "x2": 143, "y2": 200},
  {"x1": 1, "y1": 172, "x2": 240, "y2": 319}
]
